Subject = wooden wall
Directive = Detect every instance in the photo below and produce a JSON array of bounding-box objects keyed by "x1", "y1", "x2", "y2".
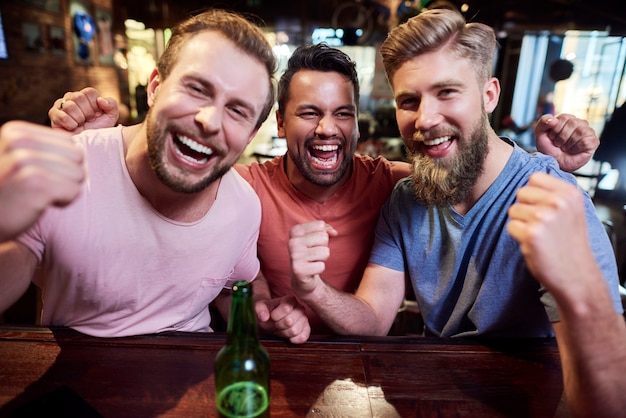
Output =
[{"x1": 0, "y1": 0, "x2": 124, "y2": 125}]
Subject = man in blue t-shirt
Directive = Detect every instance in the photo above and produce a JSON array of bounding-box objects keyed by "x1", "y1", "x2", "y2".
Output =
[{"x1": 289, "y1": 9, "x2": 624, "y2": 417}]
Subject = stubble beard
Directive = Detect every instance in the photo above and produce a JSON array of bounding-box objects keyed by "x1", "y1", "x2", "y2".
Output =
[
  {"x1": 145, "y1": 109, "x2": 230, "y2": 194},
  {"x1": 408, "y1": 113, "x2": 489, "y2": 206},
  {"x1": 288, "y1": 137, "x2": 352, "y2": 187}
]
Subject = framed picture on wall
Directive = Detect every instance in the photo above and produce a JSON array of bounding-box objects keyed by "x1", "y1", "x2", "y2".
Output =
[
  {"x1": 22, "y1": 22, "x2": 44, "y2": 53},
  {"x1": 95, "y1": 7, "x2": 114, "y2": 65},
  {"x1": 14, "y1": 0, "x2": 61, "y2": 13},
  {"x1": 49, "y1": 25, "x2": 66, "y2": 55}
]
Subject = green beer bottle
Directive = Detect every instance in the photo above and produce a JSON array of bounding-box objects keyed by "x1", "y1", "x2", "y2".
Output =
[{"x1": 215, "y1": 281, "x2": 270, "y2": 418}]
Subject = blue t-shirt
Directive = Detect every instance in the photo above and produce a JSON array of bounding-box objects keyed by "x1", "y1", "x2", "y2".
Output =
[{"x1": 371, "y1": 139, "x2": 622, "y2": 338}]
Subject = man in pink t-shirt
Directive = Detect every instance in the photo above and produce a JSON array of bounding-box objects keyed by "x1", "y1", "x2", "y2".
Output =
[
  {"x1": 47, "y1": 44, "x2": 599, "y2": 336},
  {"x1": 0, "y1": 10, "x2": 309, "y2": 341}
]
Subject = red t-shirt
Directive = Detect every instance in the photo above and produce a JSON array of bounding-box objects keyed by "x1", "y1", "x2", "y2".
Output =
[{"x1": 236, "y1": 154, "x2": 410, "y2": 334}]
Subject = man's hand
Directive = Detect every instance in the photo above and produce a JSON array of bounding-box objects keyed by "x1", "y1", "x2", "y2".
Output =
[
  {"x1": 534, "y1": 113, "x2": 599, "y2": 173},
  {"x1": 49, "y1": 87, "x2": 120, "y2": 134},
  {"x1": 289, "y1": 221, "x2": 338, "y2": 296},
  {"x1": 0, "y1": 121, "x2": 85, "y2": 242},
  {"x1": 255, "y1": 296, "x2": 311, "y2": 344},
  {"x1": 507, "y1": 172, "x2": 593, "y2": 294}
]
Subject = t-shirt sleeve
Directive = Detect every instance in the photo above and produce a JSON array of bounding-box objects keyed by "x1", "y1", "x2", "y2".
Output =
[
  {"x1": 16, "y1": 217, "x2": 47, "y2": 263},
  {"x1": 225, "y1": 230, "x2": 260, "y2": 289},
  {"x1": 369, "y1": 182, "x2": 407, "y2": 273}
]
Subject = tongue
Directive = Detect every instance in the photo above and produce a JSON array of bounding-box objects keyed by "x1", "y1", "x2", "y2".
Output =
[
  {"x1": 309, "y1": 148, "x2": 339, "y2": 169},
  {"x1": 310, "y1": 148, "x2": 336, "y2": 160},
  {"x1": 424, "y1": 140, "x2": 452, "y2": 158}
]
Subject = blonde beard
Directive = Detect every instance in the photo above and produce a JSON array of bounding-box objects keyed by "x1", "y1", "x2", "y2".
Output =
[{"x1": 409, "y1": 114, "x2": 489, "y2": 206}]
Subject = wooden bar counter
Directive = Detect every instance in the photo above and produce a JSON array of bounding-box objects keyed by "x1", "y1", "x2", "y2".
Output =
[{"x1": 0, "y1": 325, "x2": 569, "y2": 417}]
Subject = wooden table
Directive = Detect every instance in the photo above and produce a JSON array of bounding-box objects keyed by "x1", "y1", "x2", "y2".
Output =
[{"x1": 0, "y1": 326, "x2": 569, "y2": 417}]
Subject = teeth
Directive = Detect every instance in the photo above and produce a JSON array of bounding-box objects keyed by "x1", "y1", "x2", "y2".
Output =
[
  {"x1": 177, "y1": 134, "x2": 214, "y2": 156},
  {"x1": 423, "y1": 136, "x2": 450, "y2": 146},
  {"x1": 175, "y1": 148, "x2": 208, "y2": 164},
  {"x1": 312, "y1": 145, "x2": 339, "y2": 152},
  {"x1": 311, "y1": 154, "x2": 338, "y2": 166}
]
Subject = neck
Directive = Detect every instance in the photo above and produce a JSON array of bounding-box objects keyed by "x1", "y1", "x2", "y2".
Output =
[
  {"x1": 122, "y1": 124, "x2": 220, "y2": 222},
  {"x1": 284, "y1": 155, "x2": 353, "y2": 204},
  {"x1": 452, "y1": 134, "x2": 513, "y2": 215}
]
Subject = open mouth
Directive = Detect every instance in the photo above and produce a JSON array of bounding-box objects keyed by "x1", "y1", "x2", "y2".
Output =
[
  {"x1": 174, "y1": 134, "x2": 214, "y2": 165},
  {"x1": 418, "y1": 135, "x2": 455, "y2": 159},
  {"x1": 308, "y1": 144, "x2": 341, "y2": 170},
  {"x1": 423, "y1": 135, "x2": 451, "y2": 147}
]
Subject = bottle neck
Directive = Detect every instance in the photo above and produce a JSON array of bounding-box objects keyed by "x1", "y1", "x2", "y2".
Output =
[{"x1": 226, "y1": 282, "x2": 259, "y2": 344}]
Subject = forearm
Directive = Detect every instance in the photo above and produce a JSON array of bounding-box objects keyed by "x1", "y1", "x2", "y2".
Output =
[
  {"x1": 299, "y1": 278, "x2": 390, "y2": 336},
  {"x1": 252, "y1": 273, "x2": 272, "y2": 302},
  {"x1": 552, "y1": 265, "x2": 626, "y2": 417},
  {"x1": 213, "y1": 288, "x2": 233, "y2": 321}
]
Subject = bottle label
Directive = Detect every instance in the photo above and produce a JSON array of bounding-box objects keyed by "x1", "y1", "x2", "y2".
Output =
[{"x1": 217, "y1": 381, "x2": 269, "y2": 418}]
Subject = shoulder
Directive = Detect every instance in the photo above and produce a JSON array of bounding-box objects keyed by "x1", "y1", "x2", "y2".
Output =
[
  {"x1": 223, "y1": 169, "x2": 261, "y2": 206},
  {"x1": 69, "y1": 126, "x2": 125, "y2": 171},
  {"x1": 71, "y1": 126, "x2": 124, "y2": 158},
  {"x1": 353, "y1": 154, "x2": 411, "y2": 181},
  {"x1": 511, "y1": 143, "x2": 578, "y2": 186},
  {"x1": 387, "y1": 177, "x2": 415, "y2": 204},
  {"x1": 235, "y1": 156, "x2": 283, "y2": 184},
  {"x1": 74, "y1": 125, "x2": 124, "y2": 147}
]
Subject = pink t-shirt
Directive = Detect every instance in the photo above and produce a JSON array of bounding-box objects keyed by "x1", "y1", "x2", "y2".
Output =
[
  {"x1": 18, "y1": 126, "x2": 261, "y2": 337},
  {"x1": 236, "y1": 154, "x2": 410, "y2": 334}
]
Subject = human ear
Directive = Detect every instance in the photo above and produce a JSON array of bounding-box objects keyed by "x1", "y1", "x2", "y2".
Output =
[
  {"x1": 146, "y1": 69, "x2": 161, "y2": 107},
  {"x1": 276, "y1": 109, "x2": 286, "y2": 138},
  {"x1": 483, "y1": 77, "x2": 500, "y2": 114}
]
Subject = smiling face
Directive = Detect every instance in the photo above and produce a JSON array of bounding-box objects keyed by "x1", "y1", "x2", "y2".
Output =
[
  {"x1": 278, "y1": 70, "x2": 359, "y2": 192},
  {"x1": 145, "y1": 30, "x2": 270, "y2": 194},
  {"x1": 391, "y1": 46, "x2": 499, "y2": 205}
]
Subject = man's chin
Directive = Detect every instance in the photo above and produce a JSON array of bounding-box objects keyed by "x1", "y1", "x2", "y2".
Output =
[{"x1": 409, "y1": 170, "x2": 463, "y2": 207}]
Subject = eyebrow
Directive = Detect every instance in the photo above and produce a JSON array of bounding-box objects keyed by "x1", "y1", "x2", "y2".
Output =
[
  {"x1": 295, "y1": 103, "x2": 357, "y2": 112},
  {"x1": 432, "y1": 79, "x2": 466, "y2": 89},
  {"x1": 394, "y1": 79, "x2": 467, "y2": 98}
]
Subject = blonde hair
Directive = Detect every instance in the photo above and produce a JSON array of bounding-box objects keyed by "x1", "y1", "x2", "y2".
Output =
[{"x1": 380, "y1": 8, "x2": 497, "y2": 86}]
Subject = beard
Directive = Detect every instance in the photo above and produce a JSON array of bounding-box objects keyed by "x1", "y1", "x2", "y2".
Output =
[
  {"x1": 288, "y1": 137, "x2": 353, "y2": 187},
  {"x1": 145, "y1": 108, "x2": 230, "y2": 194},
  {"x1": 408, "y1": 113, "x2": 489, "y2": 206}
]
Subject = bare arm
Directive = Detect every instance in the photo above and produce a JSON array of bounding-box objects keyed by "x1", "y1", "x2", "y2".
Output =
[
  {"x1": 289, "y1": 221, "x2": 405, "y2": 336},
  {"x1": 0, "y1": 241, "x2": 38, "y2": 314},
  {"x1": 507, "y1": 172, "x2": 626, "y2": 417},
  {"x1": 534, "y1": 113, "x2": 599, "y2": 173},
  {"x1": 552, "y1": 286, "x2": 626, "y2": 418},
  {"x1": 212, "y1": 287, "x2": 233, "y2": 322}
]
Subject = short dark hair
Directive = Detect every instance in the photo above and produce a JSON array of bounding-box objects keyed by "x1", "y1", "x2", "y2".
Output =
[{"x1": 276, "y1": 43, "x2": 359, "y2": 114}]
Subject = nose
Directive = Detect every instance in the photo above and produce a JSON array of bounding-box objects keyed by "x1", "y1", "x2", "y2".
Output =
[
  {"x1": 315, "y1": 115, "x2": 339, "y2": 138},
  {"x1": 414, "y1": 99, "x2": 443, "y2": 132},
  {"x1": 195, "y1": 105, "x2": 221, "y2": 133}
]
